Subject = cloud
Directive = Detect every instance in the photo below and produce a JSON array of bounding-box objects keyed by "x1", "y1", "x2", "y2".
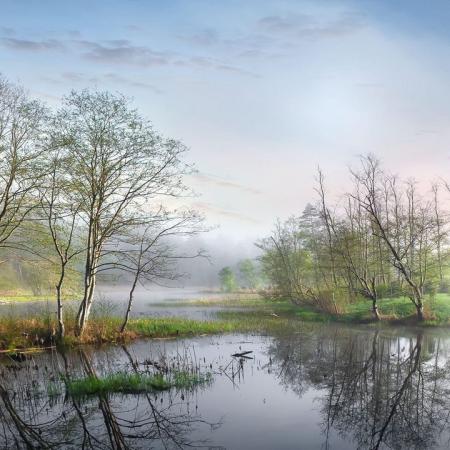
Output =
[
  {"x1": 1, "y1": 31, "x2": 259, "y2": 78},
  {"x1": 182, "y1": 55, "x2": 260, "y2": 78},
  {"x1": 77, "y1": 40, "x2": 171, "y2": 67},
  {"x1": 191, "y1": 201, "x2": 260, "y2": 224},
  {"x1": 77, "y1": 40, "x2": 257, "y2": 75},
  {"x1": 67, "y1": 30, "x2": 81, "y2": 38},
  {"x1": 183, "y1": 29, "x2": 219, "y2": 46},
  {"x1": 257, "y1": 12, "x2": 365, "y2": 39},
  {"x1": 1, "y1": 37, "x2": 65, "y2": 51},
  {"x1": 126, "y1": 25, "x2": 142, "y2": 32},
  {"x1": 103, "y1": 73, "x2": 163, "y2": 93},
  {"x1": 192, "y1": 173, "x2": 262, "y2": 195},
  {"x1": 76, "y1": 39, "x2": 260, "y2": 77},
  {"x1": 42, "y1": 71, "x2": 162, "y2": 93},
  {"x1": 61, "y1": 72, "x2": 98, "y2": 83},
  {"x1": 0, "y1": 27, "x2": 15, "y2": 36}
]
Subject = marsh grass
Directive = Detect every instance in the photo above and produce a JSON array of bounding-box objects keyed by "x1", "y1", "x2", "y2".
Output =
[
  {"x1": 209, "y1": 293, "x2": 450, "y2": 327},
  {"x1": 65, "y1": 371, "x2": 212, "y2": 396},
  {"x1": 0, "y1": 313, "x2": 253, "y2": 351},
  {"x1": 3, "y1": 293, "x2": 450, "y2": 352}
]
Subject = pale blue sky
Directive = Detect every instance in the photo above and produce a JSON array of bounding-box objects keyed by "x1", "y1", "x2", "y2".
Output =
[{"x1": 2, "y1": 0, "x2": 450, "y2": 243}]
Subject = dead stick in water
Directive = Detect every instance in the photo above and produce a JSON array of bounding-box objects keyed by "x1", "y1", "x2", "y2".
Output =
[{"x1": 231, "y1": 351, "x2": 253, "y2": 357}]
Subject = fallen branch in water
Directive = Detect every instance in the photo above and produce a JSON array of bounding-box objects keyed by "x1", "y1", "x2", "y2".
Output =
[{"x1": 231, "y1": 351, "x2": 253, "y2": 358}]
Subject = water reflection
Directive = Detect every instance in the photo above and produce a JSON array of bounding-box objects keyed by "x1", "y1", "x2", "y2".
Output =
[
  {"x1": 269, "y1": 328, "x2": 450, "y2": 449},
  {"x1": 2, "y1": 327, "x2": 450, "y2": 449},
  {"x1": 0, "y1": 346, "x2": 219, "y2": 449}
]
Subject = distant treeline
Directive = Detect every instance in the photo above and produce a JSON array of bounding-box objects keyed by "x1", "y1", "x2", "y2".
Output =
[
  {"x1": 0, "y1": 76, "x2": 204, "y2": 338},
  {"x1": 217, "y1": 259, "x2": 266, "y2": 292},
  {"x1": 258, "y1": 155, "x2": 450, "y2": 321}
]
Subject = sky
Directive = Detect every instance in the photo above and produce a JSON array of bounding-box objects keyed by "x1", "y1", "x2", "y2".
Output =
[{"x1": 1, "y1": 0, "x2": 450, "y2": 256}]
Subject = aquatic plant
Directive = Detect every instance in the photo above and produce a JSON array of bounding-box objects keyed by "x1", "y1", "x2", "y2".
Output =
[{"x1": 66, "y1": 370, "x2": 212, "y2": 396}]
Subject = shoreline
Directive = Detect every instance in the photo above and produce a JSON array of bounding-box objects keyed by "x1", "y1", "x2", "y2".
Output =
[{"x1": 1, "y1": 299, "x2": 450, "y2": 354}]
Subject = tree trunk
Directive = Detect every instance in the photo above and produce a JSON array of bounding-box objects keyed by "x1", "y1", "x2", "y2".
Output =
[
  {"x1": 416, "y1": 303, "x2": 424, "y2": 321},
  {"x1": 372, "y1": 298, "x2": 380, "y2": 321},
  {"x1": 120, "y1": 277, "x2": 138, "y2": 333},
  {"x1": 76, "y1": 247, "x2": 100, "y2": 336},
  {"x1": 56, "y1": 267, "x2": 65, "y2": 340},
  {"x1": 76, "y1": 275, "x2": 96, "y2": 336}
]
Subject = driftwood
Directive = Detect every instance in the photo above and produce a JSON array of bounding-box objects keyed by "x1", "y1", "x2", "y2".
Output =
[{"x1": 231, "y1": 351, "x2": 253, "y2": 359}]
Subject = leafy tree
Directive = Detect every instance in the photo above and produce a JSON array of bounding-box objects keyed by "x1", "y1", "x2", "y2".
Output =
[
  {"x1": 238, "y1": 259, "x2": 260, "y2": 289},
  {"x1": 50, "y1": 90, "x2": 192, "y2": 335},
  {"x1": 0, "y1": 76, "x2": 47, "y2": 250},
  {"x1": 218, "y1": 266, "x2": 236, "y2": 292}
]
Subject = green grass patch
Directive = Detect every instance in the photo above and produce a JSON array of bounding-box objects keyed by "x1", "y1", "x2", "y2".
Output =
[
  {"x1": 66, "y1": 371, "x2": 211, "y2": 397},
  {"x1": 127, "y1": 317, "x2": 240, "y2": 337},
  {"x1": 3, "y1": 293, "x2": 450, "y2": 353},
  {"x1": 340, "y1": 293, "x2": 450, "y2": 324},
  {"x1": 214, "y1": 293, "x2": 450, "y2": 327}
]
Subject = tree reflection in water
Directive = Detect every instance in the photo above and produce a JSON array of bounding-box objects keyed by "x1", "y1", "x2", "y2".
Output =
[
  {"x1": 1, "y1": 328, "x2": 450, "y2": 449},
  {"x1": 0, "y1": 346, "x2": 219, "y2": 449},
  {"x1": 269, "y1": 327, "x2": 450, "y2": 450}
]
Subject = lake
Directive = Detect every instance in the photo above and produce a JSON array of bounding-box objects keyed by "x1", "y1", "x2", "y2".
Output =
[{"x1": 0, "y1": 312, "x2": 448, "y2": 449}]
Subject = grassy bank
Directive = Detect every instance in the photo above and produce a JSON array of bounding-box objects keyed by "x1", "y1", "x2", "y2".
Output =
[
  {"x1": 214, "y1": 293, "x2": 450, "y2": 326},
  {"x1": 152, "y1": 292, "x2": 450, "y2": 326},
  {"x1": 0, "y1": 314, "x2": 282, "y2": 352},
  {"x1": 2, "y1": 293, "x2": 450, "y2": 352}
]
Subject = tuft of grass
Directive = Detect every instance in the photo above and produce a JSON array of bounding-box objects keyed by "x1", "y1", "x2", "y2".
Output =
[{"x1": 66, "y1": 371, "x2": 211, "y2": 397}]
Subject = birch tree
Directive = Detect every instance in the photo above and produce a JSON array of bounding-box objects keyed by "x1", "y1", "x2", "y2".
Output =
[
  {"x1": 51, "y1": 90, "x2": 192, "y2": 335},
  {"x1": 39, "y1": 153, "x2": 85, "y2": 339}
]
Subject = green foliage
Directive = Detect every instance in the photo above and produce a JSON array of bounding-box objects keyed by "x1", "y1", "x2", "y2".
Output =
[
  {"x1": 257, "y1": 215, "x2": 321, "y2": 303},
  {"x1": 238, "y1": 259, "x2": 261, "y2": 289},
  {"x1": 218, "y1": 266, "x2": 237, "y2": 292}
]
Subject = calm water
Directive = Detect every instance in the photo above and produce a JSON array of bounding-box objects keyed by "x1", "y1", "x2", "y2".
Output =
[
  {"x1": 1, "y1": 323, "x2": 450, "y2": 449},
  {"x1": 0, "y1": 286, "x2": 235, "y2": 320}
]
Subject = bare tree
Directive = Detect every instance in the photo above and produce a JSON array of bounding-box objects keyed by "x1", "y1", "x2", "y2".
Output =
[
  {"x1": 113, "y1": 208, "x2": 205, "y2": 333},
  {"x1": 39, "y1": 153, "x2": 85, "y2": 340},
  {"x1": 351, "y1": 156, "x2": 440, "y2": 321},
  {"x1": 316, "y1": 168, "x2": 386, "y2": 320},
  {"x1": 331, "y1": 194, "x2": 384, "y2": 320},
  {"x1": 0, "y1": 76, "x2": 47, "y2": 251},
  {"x1": 315, "y1": 168, "x2": 338, "y2": 289},
  {"x1": 50, "y1": 90, "x2": 192, "y2": 336}
]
